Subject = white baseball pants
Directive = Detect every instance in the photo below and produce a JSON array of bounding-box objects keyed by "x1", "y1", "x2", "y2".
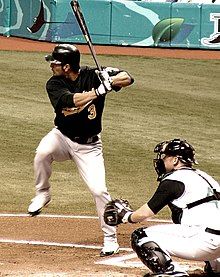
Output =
[
  {"x1": 34, "y1": 127, "x2": 117, "y2": 244},
  {"x1": 141, "y1": 224, "x2": 220, "y2": 273}
]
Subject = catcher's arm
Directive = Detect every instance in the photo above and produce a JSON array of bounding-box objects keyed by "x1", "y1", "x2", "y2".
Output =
[
  {"x1": 103, "y1": 199, "x2": 134, "y2": 226},
  {"x1": 129, "y1": 203, "x2": 155, "y2": 223},
  {"x1": 104, "y1": 200, "x2": 155, "y2": 226}
]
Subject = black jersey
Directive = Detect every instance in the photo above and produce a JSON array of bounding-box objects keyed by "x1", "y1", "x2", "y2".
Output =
[{"x1": 46, "y1": 66, "x2": 109, "y2": 140}]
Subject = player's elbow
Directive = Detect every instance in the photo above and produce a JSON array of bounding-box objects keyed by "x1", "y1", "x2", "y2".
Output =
[
  {"x1": 112, "y1": 72, "x2": 134, "y2": 87},
  {"x1": 122, "y1": 72, "x2": 134, "y2": 86}
]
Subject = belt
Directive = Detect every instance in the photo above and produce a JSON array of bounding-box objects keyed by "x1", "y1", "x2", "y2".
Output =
[
  {"x1": 205, "y1": 227, "x2": 220, "y2": 235},
  {"x1": 71, "y1": 135, "x2": 99, "y2": 144}
]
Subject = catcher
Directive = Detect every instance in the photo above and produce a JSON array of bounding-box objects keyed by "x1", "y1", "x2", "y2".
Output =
[{"x1": 104, "y1": 138, "x2": 220, "y2": 277}]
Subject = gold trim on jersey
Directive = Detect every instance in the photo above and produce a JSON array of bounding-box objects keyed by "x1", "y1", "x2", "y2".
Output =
[{"x1": 62, "y1": 100, "x2": 92, "y2": 116}]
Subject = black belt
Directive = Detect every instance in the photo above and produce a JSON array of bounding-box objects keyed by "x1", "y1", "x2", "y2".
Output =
[
  {"x1": 205, "y1": 227, "x2": 220, "y2": 235},
  {"x1": 71, "y1": 135, "x2": 99, "y2": 144}
]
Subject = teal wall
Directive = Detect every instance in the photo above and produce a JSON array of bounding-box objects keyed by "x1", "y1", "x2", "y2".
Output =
[{"x1": 0, "y1": 0, "x2": 220, "y2": 49}]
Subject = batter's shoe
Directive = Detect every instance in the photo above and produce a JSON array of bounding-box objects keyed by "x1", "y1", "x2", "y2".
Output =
[
  {"x1": 28, "y1": 192, "x2": 51, "y2": 216},
  {"x1": 100, "y1": 242, "x2": 119, "y2": 257}
]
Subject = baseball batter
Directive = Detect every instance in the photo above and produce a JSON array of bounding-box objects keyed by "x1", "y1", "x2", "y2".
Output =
[
  {"x1": 104, "y1": 139, "x2": 220, "y2": 276},
  {"x1": 27, "y1": 44, "x2": 134, "y2": 257}
]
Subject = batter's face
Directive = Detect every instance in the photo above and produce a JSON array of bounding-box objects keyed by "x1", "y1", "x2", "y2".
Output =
[{"x1": 50, "y1": 62, "x2": 65, "y2": 76}]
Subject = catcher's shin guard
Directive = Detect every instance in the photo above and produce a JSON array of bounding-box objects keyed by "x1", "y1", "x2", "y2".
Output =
[
  {"x1": 204, "y1": 261, "x2": 220, "y2": 276},
  {"x1": 131, "y1": 228, "x2": 173, "y2": 274}
]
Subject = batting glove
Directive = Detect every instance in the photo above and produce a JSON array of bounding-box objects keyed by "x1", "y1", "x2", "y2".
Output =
[
  {"x1": 95, "y1": 70, "x2": 113, "y2": 92},
  {"x1": 95, "y1": 83, "x2": 109, "y2": 97},
  {"x1": 104, "y1": 67, "x2": 120, "y2": 75}
]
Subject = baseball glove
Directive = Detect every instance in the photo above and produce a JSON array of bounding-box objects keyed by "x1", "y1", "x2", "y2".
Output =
[{"x1": 104, "y1": 199, "x2": 133, "y2": 226}]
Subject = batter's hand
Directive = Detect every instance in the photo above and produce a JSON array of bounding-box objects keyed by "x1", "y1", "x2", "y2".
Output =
[
  {"x1": 104, "y1": 67, "x2": 120, "y2": 75},
  {"x1": 95, "y1": 83, "x2": 109, "y2": 97},
  {"x1": 95, "y1": 70, "x2": 112, "y2": 92},
  {"x1": 104, "y1": 199, "x2": 133, "y2": 226}
]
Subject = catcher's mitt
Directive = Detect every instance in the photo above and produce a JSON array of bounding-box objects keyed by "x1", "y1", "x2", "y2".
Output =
[{"x1": 104, "y1": 199, "x2": 133, "y2": 226}]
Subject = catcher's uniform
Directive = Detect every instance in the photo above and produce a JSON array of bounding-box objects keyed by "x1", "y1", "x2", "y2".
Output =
[
  {"x1": 34, "y1": 66, "x2": 133, "y2": 247},
  {"x1": 142, "y1": 168, "x2": 220, "y2": 273}
]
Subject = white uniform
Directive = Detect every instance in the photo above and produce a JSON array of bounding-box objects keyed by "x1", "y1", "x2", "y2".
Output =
[
  {"x1": 168, "y1": 169, "x2": 220, "y2": 229},
  {"x1": 34, "y1": 127, "x2": 117, "y2": 245},
  {"x1": 141, "y1": 168, "x2": 220, "y2": 273}
]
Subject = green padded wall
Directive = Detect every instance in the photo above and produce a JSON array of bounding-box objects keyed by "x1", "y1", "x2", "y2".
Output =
[{"x1": 0, "y1": 0, "x2": 220, "y2": 50}]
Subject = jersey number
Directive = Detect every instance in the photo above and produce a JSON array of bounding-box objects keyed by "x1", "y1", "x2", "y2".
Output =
[{"x1": 88, "y1": 104, "x2": 96, "y2": 120}]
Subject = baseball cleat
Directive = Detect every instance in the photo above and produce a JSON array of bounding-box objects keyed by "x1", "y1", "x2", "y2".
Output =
[
  {"x1": 28, "y1": 192, "x2": 51, "y2": 216},
  {"x1": 100, "y1": 242, "x2": 119, "y2": 257}
]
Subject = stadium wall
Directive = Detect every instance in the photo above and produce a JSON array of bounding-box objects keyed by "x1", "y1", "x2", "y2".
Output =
[{"x1": 0, "y1": 0, "x2": 219, "y2": 49}]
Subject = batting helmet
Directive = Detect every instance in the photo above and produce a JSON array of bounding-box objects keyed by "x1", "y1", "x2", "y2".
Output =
[{"x1": 45, "y1": 44, "x2": 80, "y2": 71}]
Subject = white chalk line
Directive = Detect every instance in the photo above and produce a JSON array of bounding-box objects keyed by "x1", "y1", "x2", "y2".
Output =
[
  {"x1": 0, "y1": 213, "x2": 99, "y2": 219},
  {"x1": 0, "y1": 213, "x2": 133, "y2": 253},
  {"x1": 0, "y1": 214, "x2": 169, "y2": 254},
  {"x1": 0, "y1": 213, "x2": 202, "y2": 271},
  {"x1": 0, "y1": 213, "x2": 169, "y2": 252},
  {"x1": 96, "y1": 253, "x2": 140, "y2": 268},
  {"x1": 0, "y1": 213, "x2": 171, "y2": 222},
  {"x1": 0, "y1": 238, "x2": 131, "y2": 252},
  {"x1": 0, "y1": 213, "x2": 170, "y2": 252}
]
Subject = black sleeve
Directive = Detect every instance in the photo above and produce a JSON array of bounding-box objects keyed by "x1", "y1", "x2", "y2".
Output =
[
  {"x1": 147, "y1": 180, "x2": 185, "y2": 214},
  {"x1": 46, "y1": 78, "x2": 75, "y2": 110}
]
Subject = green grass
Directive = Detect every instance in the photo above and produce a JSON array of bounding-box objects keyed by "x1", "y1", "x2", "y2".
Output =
[{"x1": 0, "y1": 50, "x2": 219, "y2": 219}]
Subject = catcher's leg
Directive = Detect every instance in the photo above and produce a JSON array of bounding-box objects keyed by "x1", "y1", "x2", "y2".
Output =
[
  {"x1": 73, "y1": 139, "x2": 119, "y2": 256},
  {"x1": 131, "y1": 227, "x2": 173, "y2": 273},
  {"x1": 131, "y1": 227, "x2": 189, "y2": 276},
  {"x1": 205, "y1": 259, "x2": 220, "y2": 276}
]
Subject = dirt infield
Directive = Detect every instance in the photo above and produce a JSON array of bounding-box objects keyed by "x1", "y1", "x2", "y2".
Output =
[
  {"x1": 0, "y1": 214, "x2": 142, "y2": 276},
  {"x1": 0, "y1": 36, "x2": 213, "y2": 276},
  {"x1": 0, "y1": 36, "x2": 220, "y2": 59},
  {"x1": 0, "y1": 214, "x2": 204, "y2": 276}
]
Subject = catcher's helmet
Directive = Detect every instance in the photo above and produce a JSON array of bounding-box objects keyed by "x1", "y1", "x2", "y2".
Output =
[
  {"x1": 154, "y1": 138, "x2": 198, "y2": 180},
  {"x1": 45, "y1": 44, "x2": 80, "y2": 71}
]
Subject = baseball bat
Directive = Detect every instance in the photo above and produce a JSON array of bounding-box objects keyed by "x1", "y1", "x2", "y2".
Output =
[{"x1": 70, "y1": 0, "x2": 102, "y2": 71}]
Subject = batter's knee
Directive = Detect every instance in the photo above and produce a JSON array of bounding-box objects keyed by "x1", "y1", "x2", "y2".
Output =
[{"x1": 34, "y1": 150, "x2": 53, "y2": 166}]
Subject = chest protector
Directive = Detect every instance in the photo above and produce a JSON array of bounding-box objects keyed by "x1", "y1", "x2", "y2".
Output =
[{"x1": 163, "y1": 168, "x2": 220, "y2": 228}]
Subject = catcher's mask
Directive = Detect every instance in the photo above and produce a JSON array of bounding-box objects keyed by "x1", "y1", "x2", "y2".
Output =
[{"x1": 153, "y1": 138, "x2": 198, "y2": 180}]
